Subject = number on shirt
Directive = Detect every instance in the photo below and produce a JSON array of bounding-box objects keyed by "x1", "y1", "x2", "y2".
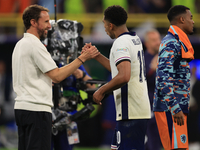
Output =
[{"x1": 137, "y1": 50, "x2": 146, "y2": 82}]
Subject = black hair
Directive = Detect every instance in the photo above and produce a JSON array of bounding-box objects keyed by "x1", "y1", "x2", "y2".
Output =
[
  {"x1": 104, "y1": 5, "x2": 127, "y2": 26},
  {"x1": 167, "y1": 5, "x2": 190, "y2": 22},
  {"x1": 23, "y1": 4, "x2": 49, "y2": 30}
]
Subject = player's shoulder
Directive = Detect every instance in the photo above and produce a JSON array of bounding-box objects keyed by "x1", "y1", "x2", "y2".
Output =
[
  {"x1": 160, "y1": 33, "x2": 181, "y2": 52},
  {"x1": 114, "y1": 32, "x2": 141, "y2": 47},
  {"x1": 14, "y1": 36, "x2": 33, "y2": 52},
  {"x1": 116, "y1": 32, "x2": 138, "y2": 41},
  {"x1": 161, "y1": 33, "x2": 180, "y2": 47}
]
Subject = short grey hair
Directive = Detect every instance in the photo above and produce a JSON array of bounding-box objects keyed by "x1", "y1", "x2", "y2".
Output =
[{"x1": 144, "y1": 29, "x2": 159, "y2": 42}]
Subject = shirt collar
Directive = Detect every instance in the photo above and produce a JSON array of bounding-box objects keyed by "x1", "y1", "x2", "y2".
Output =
[
  {"x1": 24, "y1": 33, "x2": 40, "y2": 41},
  {"x1": 118, "y1": 32, "x2": 136, "y2": 37}
]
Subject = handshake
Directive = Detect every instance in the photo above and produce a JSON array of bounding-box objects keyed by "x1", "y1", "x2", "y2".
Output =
[
  {"x1": 78, "y1": 43, "x2": 100, "y2": 63},
  {"x1": 77, "y1": 42, "x2": 109, "y2": 105}
]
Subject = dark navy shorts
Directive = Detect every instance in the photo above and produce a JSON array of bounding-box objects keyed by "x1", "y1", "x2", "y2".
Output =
[{"x1": 111, "y1": 119, "x2": 148, "y2": 150}]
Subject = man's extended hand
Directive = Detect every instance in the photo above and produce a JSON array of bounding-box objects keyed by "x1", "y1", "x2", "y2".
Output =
[
  {"x1": 173, "y1": 111, "x2": 185, "y2": 126},
  {"x1": 80, "y1": 45, "x2": 100, "y2": 61},
  {"x1": 81, "y1": 43, "x2": 100, "y2": 59}
]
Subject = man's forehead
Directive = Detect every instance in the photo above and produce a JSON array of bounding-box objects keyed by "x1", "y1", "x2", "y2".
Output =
[
  {"x1": 186, "y1": 9, "x2": 192, "y2": 16},
  {"x1": 40, "y1": 11, "x2": 49, "y2": 18}
]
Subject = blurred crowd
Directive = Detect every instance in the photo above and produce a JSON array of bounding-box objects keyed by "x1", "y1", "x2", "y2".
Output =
[
  {"x1": 0, "y1": 0, "x2": 200, "y2": 14},
  {"x1": 0, "y1": 0, "x2": 200, "y2": 150}
]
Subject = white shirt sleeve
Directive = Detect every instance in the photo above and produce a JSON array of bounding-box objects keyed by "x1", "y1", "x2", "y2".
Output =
[
  {"x1": 112, "y1": 40, "x2": 131, "y2": 66},
  {"x1": 32, "y1": 44, "x2": 57, "y2": 73}
]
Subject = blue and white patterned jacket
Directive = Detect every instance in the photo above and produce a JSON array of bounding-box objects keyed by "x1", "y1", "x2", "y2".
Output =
[{"x1": 153, "y1": 32, "x2": 191, "y2": 115}]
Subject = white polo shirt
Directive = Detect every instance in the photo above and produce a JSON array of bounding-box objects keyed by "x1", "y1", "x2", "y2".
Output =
[
  {"x1": 110, "y1": 32, "x2": 151, "y2": 121},
  {"x1": 12, "y1": 33, "x2": 57, "y2": 113}
]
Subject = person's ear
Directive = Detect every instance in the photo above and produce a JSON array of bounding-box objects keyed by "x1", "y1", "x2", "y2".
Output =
[
  {"x1": 179, "y1": 16, "x2": 185, "y2": 24},
  {"x1": 109, "y1": 23, "x2": 114, "y2": 30},
  {"x1": 30, "y1": 19, "x2": 37, "y2": 27}
]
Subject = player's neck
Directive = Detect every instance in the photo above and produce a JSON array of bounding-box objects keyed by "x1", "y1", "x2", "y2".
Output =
[
  {"x1": 170, "y1": 23, "x2": 186, "y2": 34},
  {"x1": 115, "y1": 25, "x2": 129, "y2": 38},
  {"x1": 26, "y1": 28, "x2": 40, "y2": 39}
]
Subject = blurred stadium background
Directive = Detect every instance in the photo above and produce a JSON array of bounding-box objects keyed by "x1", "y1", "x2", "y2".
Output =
[{"x1": 0, "y1": 0, "x2": 200, "y2": 150}]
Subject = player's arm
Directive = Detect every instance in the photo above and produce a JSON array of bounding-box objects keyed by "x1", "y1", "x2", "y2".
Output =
[
  {"x1": 46, "y1": 46, "x2": 100, "y2": 83},
  {"x1": 158, "y1": 42, "x2": 184, "y2": 125},
  {"x1": 93, "y1": 60, "x2": 131, "y2": 105},
  {"x1": 158, "y1": 47, "x2": 181, "y2": 114},
  {"x1": 46, "y1": 58, "x2": 83, "y2": 83},
  {"x1": 72, "y1": 68, "x2": 96, "y2": 89},
  {"x1": 101, "y1": 60, "x2": 131, "y2": 93},
  {"x1": 94, "y1": 53, "x2": 111, "y2": 72},
  {"x1": 82, "y1": 74, "x2": 96, "y2": 89},
  {"x1": 82, "y1": 43, "x2": 111, "y2": 71}
]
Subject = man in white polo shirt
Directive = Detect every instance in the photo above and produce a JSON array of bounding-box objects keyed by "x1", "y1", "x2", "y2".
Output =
[
  {"x1": 12, "y1": 4, "x2": 99, "y2": 150},
  {"x1": 83, "y1": 5, "x2": 151, "y2": 150}
]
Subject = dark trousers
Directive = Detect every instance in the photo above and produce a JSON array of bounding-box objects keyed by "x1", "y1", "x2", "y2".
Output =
[
  {"x1": 145, "y1": 115, "x2": 162, "y2": 150},
  {"x1": 15, "y1": 109, "x2": 52, "y2": 150},
  {"x1": 51, "y1": 129, "x2": 74, "y2": 150}
]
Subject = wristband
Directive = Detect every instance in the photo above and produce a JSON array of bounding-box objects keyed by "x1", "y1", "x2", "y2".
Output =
[{"x1": 77, "y1": 57, "x2": 84, "y2": 64}]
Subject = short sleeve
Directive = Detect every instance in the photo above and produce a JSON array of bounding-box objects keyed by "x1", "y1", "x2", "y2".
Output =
[
  {"x1": 32, "y1": 44, "x2": 57, "y2": 73},
  {"x1": 112, "y1": 40, "x2": 131, "y2": 66}
]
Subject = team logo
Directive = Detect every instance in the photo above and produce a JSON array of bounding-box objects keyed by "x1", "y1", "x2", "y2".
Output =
[{"x1": 180, "y1": 134, "x2": 187, "y2": 144}]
